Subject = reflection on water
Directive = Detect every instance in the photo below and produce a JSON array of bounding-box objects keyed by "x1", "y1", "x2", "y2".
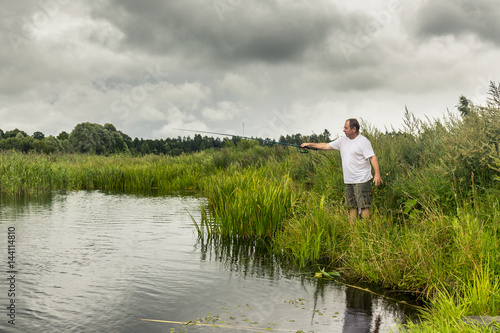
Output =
[
  {"x1": 0, "y1": 191, "x2": 417, "y2": 333},
  {"x1": 196, "y1": 235, "x2": 418, "y2": 332},
  {"x1": 343, "y1": 286, "x2": 379, "y2": 333},
  {"x1": 197, "y1": 237, "x2": 283, "y2": 279}
]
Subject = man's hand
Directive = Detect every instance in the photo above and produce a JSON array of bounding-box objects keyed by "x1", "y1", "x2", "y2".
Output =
[
  {"x1": 369, "y1": 155, "x2": 383, "y2": 186},
  {"x1": 300, "y1": 142, "x2": 333, "y2": 150},
  {"x1": 373, "y1": 174, "x2": 383, "y2": 186}
]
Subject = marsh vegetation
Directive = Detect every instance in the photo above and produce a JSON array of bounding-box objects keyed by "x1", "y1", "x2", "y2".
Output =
[{"x1": 1, "y1": 90, "x2": 499, "y2": 331}]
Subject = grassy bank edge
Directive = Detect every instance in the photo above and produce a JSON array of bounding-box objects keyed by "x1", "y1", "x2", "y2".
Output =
[{"x1": 0, "y1": 141, "x2": 498, "y2": 331}]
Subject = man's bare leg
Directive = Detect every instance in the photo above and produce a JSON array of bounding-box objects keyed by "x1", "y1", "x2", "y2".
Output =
[
  {"x1": 349, "y1": 208, "x2": 358, "y2": 223},
  {"x1": 361, "y1": 207, "x2": 370, "y2": 220}
]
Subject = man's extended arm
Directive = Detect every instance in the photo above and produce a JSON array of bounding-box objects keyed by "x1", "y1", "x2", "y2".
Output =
[
  {"x1": 369, "y1": 155, "x2": 383, "y2": 186},
  {"x1": 300, "y1": 142, "x2": 333, "y2": 150}
]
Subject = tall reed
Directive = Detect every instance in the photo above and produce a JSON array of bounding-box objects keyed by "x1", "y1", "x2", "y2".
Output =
[
  {"x1": 276, "y1": 193, "x2": 344, "y2": 268},
  {"x1": 0, "y1": 151, "x2": 214, "y2": 195},
  {"x1": 198, "y1": 167, "x2": 299, "y2": 238}
]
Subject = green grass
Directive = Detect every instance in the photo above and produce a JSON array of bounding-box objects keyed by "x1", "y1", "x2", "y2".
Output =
[
  {"x1": 198, "y1": 167, "x2": 299, "y2": 238},
  {"x1": 0, "y1": 151, "x2": 215, "y2": 195},
  {"x1": 400, "y1": 264, "x2": 500, "y2": 332},
  {"x1": 1, "y1": 105, "x2": 499, "y2": 331}
]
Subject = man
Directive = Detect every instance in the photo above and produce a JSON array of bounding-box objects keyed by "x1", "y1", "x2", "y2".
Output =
[{"x1": 301, "y1": 119, "x2": 382, "y2": 222}]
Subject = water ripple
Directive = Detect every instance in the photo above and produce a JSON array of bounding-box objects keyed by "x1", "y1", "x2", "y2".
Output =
[{"x1": 0, "y1": 191, "x2": 415, "y2": 333}]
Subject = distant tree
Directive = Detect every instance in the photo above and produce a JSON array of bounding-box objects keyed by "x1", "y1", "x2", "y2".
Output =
[
  {"x1": 140, "y1": 140, "x2": 151, "y2": 155},
  {"x1": 32, "y1": 137, "x2": 47, "y2": 153},
  {"x1": 193, "y1": 134, "x2": 203, "y2": 151},
  {"x1": 44, "y1": 135, "x2": 64, "y2": 153},
  {"x1": 320, "y1": 129, "x2": 331, "y2": 142},
  {"x1": 69, "y1": 123, "x2": 98, "y2": 153},
  {"x1": 113, "y1": 132, "x2": 129, "y2": 153},
  {"x1": 5, "y1": 129, "x2": 27, "y2": 139},
  {"x1": 119, "y1": 131, "x2": 133, "y2": 149},
  {"x1": 32, "y1": 131, "x2": 45, "y2": 140},
  {"x1": 170, "y1": 147, "x2": 183, "y2": 156},
  {"x1": 164, "y1": 142, "x2": 171, "y2": 155},
  {"x1": 60, "y1": 139, "x2": 74, "y2": 153},
  {"x1": 0, "y1": 129, "x2": 4, "y2": 140},
  {"x1": 57, "y1": 131, "x2": 69, "y2": 141},
  {"x1": 104, "y1": 123, "x2": 117, "y2": 132},
  {"x1": 21, "y1": 136, "x2": 35, "y2": 152},
  {"x1": 309, "y1": 133, "x2": 319, "y2": 143},
  {"x1": 0, "y1": 138, "x2": 17, "y2": 151},
  {"x1": 69, "y1": 122, "x2": 129, "y2": 155}
]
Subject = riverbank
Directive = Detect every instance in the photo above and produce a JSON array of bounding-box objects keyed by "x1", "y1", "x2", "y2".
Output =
[{"x1": 1, "y1": 108, "x2": 499, "y2": 331}]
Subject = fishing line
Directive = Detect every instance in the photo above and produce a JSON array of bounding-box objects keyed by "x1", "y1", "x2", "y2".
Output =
[
  {"x1": 140, "y1": 318, "x2": 295, "y2": 332},
  {"x1": 334, "y1": 281, "x2": 426, "y2": 311},
  {"x1": 173, "y1": 128, "x2": 316, "y2": 152}
]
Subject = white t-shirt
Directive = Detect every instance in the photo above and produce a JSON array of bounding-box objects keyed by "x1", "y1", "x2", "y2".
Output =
[{"x1": 329, "y1": 134, "x2": 375, "y2": 184}]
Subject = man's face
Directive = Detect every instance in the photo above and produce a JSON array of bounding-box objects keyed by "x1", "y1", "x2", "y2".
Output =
[{"x1": 343, "y1": 121, "x2": 357, "y2": 139}]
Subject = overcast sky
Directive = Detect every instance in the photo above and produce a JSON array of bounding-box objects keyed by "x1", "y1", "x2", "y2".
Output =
[{"x1": 2, "y1": 0, "x2": 499, "y2": 140}]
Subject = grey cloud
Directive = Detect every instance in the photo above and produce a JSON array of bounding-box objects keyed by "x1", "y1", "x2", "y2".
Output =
[
  {"x1": 412, "y1": 0, "x2": 500, "y2": 45},
  {"x1": 91, "y1": 0, "x2": 362, "y2": 66},
  {"x1": 2, "y1": 1, "x2": 499, "y2": 140}
]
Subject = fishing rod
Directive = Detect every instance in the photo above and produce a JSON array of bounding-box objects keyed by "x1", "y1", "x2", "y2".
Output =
[{"x1": 173, "y1": 128, "x2": 316, "y2": 152}]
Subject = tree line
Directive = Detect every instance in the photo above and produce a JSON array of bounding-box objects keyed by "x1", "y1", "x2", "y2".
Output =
[
  {"x1": 0, "y1": 122, "x2": 331, "y2": 156},
  {"x1": 5, "y1": 80, "x2": 497, "y2": 157}
]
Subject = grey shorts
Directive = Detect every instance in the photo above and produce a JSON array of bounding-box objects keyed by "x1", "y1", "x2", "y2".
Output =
[{"x1": 345, "y1": 180, "x2": 372, "y2": 209}]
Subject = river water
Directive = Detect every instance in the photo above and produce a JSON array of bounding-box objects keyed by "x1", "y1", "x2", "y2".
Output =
[{"x1": 0, "y1": 191, "x2": 416, "y2": 332}]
